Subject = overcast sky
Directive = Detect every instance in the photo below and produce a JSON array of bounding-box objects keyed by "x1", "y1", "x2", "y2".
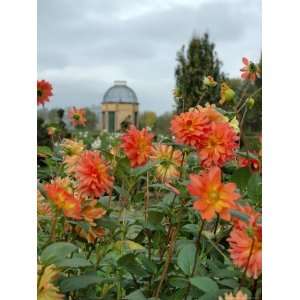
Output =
[{"x1": 38, "y1": 0, "x2": 261, "y2": 114}]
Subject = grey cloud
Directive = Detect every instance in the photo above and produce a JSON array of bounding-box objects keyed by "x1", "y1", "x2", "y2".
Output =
[{"x1": 38, "y1": 0, "x2": 261, "y2": 114}]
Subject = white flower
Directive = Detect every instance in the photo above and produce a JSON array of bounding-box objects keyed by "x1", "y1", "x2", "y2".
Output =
[
  {"x1": 146, "y1": 126, "x2": 152, "y2": 132},
  {"x1": 91, "y1": 137, "x2": 101, "y2": 149}
]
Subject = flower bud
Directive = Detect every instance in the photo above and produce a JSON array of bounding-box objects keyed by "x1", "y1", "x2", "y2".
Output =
[
  {"x1": 220, "y1": 83, "x2": 235, "y2": 105},
  {"x1": 246, "y1": 97, "x2": 255, "y2": 109},
  {"x1": 203, "y1": 76, "x2": 217, "y2": 87}
]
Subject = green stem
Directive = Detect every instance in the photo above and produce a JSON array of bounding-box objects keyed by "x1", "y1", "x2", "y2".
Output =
[
  {"x1": 184, "y1": 220, "x2": 206, "y2": 300},
  {"x1": 50, "y1": 210, "x2": 58, "y2": 242},
  {"x1": 213, "y1": 214, "x2": 220, "y2": 236}
]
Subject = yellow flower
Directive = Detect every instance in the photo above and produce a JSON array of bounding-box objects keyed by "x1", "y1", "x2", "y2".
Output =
[
  {"x1": 61, "y1": 139, "x2": 85, "y2": 174},
  {"x1": 229, "y1": 116, "x2": 240, "y2": 133},
  {"x1": 220, "y1": 83, "x2": 235, "y2": 105},
  {"x1": 37, "y1": 265, "x2": 64, "y2": 300},
  {"x1": 151, "y1": 144, "x2": 183, "y2": 183}
]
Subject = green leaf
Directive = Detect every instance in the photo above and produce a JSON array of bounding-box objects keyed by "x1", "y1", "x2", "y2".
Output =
[
  {"x1": 148, "y1": 210, "x2": 164, "y2": 224},
  {"x1": 182, "y1": 224, "x2": 198, "y2": 235},
  {"x1": 247, "y1": 173, "x2": 262, "y2": 204},
  {"x1": 237, "y1": 150, "x2": 259, "y2": 160},
  {"x1": 114, "y1": 185, "x2": 130, "y2": 199},
  {"x1": 230, "y1": 209, "x2": 249, "y2": 223},
  {"x1": 41, "y1": 242, "x2": 77, "y2": 265},
  {"x1": 37, "y1": 146, "x2": 53, "y2": 157},
  {"x1": 59, "y1": 273, "x2": 105, "y2": 292},
  {"x1": 138, "y1": 254, "x2": 157, "y2": 274},
  {"x1": 169, "y1": 276, "x2": 189, "y2": 288},
  {"x1": 117, "y1": 253, "x2": 148, "y2": 277},
  {"x1": 115, "y1": 240, "x2": 145, "y2": 251},
  {"x1": 130, "y1": 161, "x2": 156, "y2": 177},
  {"x1": 190, "y1": 276, "x2": 219, "y2": 293},
  {"x1": 55, "y1": 257, "x2": 91, "y2": 268},
  {"x1": 218, "y1": 278, "x2": 239, "y2": 289},
  {"x1": 231, "y1": 168, "x2": 251, "y2": 192},
  {"x1": 125, "y1": 289, "x2": 147, "y2": 300},
  {"x1": 177, "y1": 243, "x2": 196, "y2": 275}
]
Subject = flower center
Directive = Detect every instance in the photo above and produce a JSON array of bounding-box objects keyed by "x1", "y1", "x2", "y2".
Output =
[
  {"x1": 186, "y1": 119, "x2": 193, "y2": 127},
  {"x1": 73, "y1": 114, "x2": 80, "y2": 120},
  {"x1": 37, "y1": 90, "x2": 42, "y2": 97},
  {"x1": 249, "y1": 62, "x2": 256, "y2": 73},
  {"x1": 207, "y1": 136, "x2": 219, "y2": 148},
  {"x1": 209, "y1": 190, "x2": 219, "y2": 202}
]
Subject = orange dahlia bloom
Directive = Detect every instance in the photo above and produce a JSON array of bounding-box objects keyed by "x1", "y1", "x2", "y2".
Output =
[
  {"x1": 75, "y1": 150, "x2": 114, "y2": 198},
  {"x1": 151, "y1": 144, "x2": 183, "y2": 182},
  {"x1": 61, "y1": 139, "x2": 85, "y2": 174},
  {"x1": 198, "y1": 122, "x2": 239, "y2": 168},
  {"x1": 37, "y1": 80, "x2": 53, "y2": 106},
  {"x1": 170, "y1": 111, "x2": 210, "y2": 148},
  {"x1": 75, "y1": 225, "x2": 105, "y2": 244},
  {"x1": 81, "y1": 199, "x2": 106, "y2": 225},
  {"x1": 188, "y1": 167, "x2": 240, "y2": 221},
  {"x1": 67, "y1": 107, "x2": 87, "y2": 127},
  {"x1": 228, "y1": 205, "x2": 262, "y2": 279},
  {"x1": 218, "y1": 290, "x2": 248, "y2": 300},
  {"x1": 44, "y1": 179, "x2": 81, "y2": 220},
  {"x1": 189, "y1": 103, "x2": 228, "y2": 124},
  {"x1": 121, "y1": 126, "x2": 154, "y2": 168},
  {"x1": 228, "y1": 223, "x2": 262, "y2": 279},
  {"x1": 240, "y1": 57, "x2": 260, "y2": 81}
]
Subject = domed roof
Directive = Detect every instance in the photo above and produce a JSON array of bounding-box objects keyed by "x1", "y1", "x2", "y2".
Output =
[{"x1": 103, "y1": 81, "x2": 138, "y2": 103}]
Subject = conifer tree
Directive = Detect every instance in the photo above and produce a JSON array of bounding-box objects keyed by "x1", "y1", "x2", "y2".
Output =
[{"x1": 174, "y1": 33, "x2": 224, "y2": 112}]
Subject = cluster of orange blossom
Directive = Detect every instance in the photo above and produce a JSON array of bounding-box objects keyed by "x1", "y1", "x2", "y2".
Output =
[
  {"x1": 42, "y1": 148, "x2": 113, "y2": 243},
  {"x1": 171, "y1": 103, "x2": 239, "y2": 168}
]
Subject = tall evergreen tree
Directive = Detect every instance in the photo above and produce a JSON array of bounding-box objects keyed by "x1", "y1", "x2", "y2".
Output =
[{"x1": 174, "y1": 33, "x2": 224, "y2": 112}]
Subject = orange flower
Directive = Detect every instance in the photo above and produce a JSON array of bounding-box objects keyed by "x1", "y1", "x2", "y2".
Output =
[
  {"x1": 67, "y1": 107, "x2": 87, "y2": 127},
  {"x1": 81, "y1": 199, "x2": 106, "y2": 225},
  {"x1": 61, "y1": 139, "x2": 85, "y2": 174},
  {"x1": 228, "y1": 205, "x2": 262, "y2": 279},
  {"x1": 75, "y1": 225, "x2": 105, "y2": 243},
  {"x1": 170, "y1": 111, "x2": 210, "y2": 148},
  {"x1": 121, "y1": 126, "x2": 154, "y2": 168},
  {"x1": 151, "y1": 144, "x2": 183, "y2": 182},
  {"x1": 37, "y1": 80, "x2": 53, "y2": 106},
  {"x1": 228, "y1": 224, "x2": 262, "y2": 279},
  {"x1": 189, "y1": 103, "x2": 228, "y2": 124},
  {"x1": 188, "y1": 167, "x2": 240, "y2": 221},
  {"x1": 75, "y1": 150, "x2": 114, "y2": 198},
  {"x1": 240, "y1": 57, "x2": 260, "y2": 81},
  {"x1": 218, "y1": 290, "x2": 248, "y2": 300},
  {"x1": 198, "y1": 122, "x2": 239, "y2": 168},
  {"x1": 44, "y1": 179, "x2": 81, "y2": 220}
]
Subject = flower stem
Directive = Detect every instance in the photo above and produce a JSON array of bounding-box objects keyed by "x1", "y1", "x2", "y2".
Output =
[
  {"x1": 50, "y1": 211, "x2": 58, "y2": 242},
  {"x1": 239, "y1": 237, "x2": 255, "y2": 288},
  {"x1": 184, "y1": 220, "x2": 206, "y2": 300}
]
